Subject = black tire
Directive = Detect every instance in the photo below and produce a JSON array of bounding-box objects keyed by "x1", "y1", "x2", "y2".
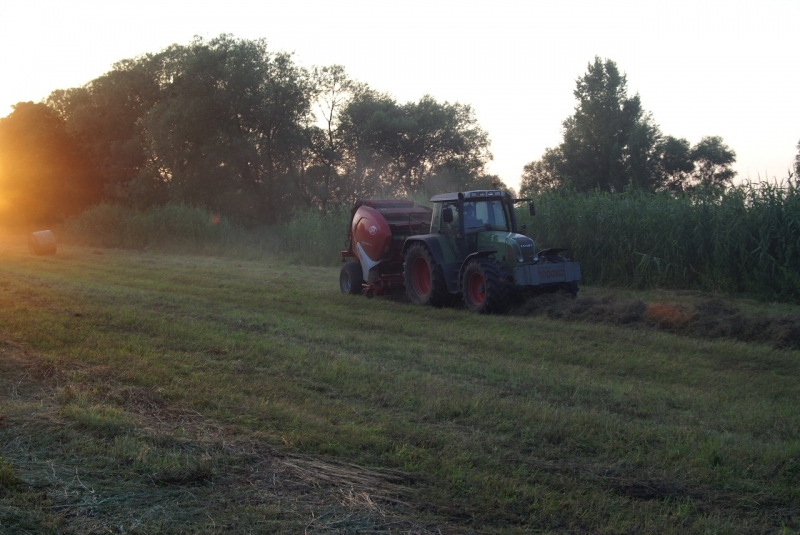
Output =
[
  {"x1": 340, "y1": 262, "x2": 363, "y2": 295},
  {"x1": 461, "y1": 258, "x2": 511, "y2": 314},
  {"x1": 403, "y1": 243, "x2": 448, "y2": 307}
]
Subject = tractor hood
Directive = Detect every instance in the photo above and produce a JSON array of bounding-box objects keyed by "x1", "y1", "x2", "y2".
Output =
[{"x1": 476, "y1": 231, "x2": 537, "y2": 267}]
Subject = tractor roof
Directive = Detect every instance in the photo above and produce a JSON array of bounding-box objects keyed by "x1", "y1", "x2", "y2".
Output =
[{"x1": 429, "y1": 190, "x2": 509, "y2": 203}]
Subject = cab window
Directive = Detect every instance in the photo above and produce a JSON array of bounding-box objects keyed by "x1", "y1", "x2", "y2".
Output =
[
  {"x1": 441, "y1": 203, "x2": 459, "y2": 233},
  {"x1": 430, "y1": 203, "x2": 442, "y2": 233},
  {"x1": 466, "y1": 200, "x2": 508, "y2": 231}
]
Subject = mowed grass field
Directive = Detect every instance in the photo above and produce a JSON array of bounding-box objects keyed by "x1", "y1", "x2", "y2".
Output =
[{"x1": 1, "y1": 243, "x2": 799, "y2": 534}]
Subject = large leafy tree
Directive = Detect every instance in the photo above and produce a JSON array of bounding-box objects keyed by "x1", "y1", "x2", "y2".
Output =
[
  {"x1": 519, "y1": 152, "x2": 561, "y2": 197},
  {"x1": 624, "y1": 114, "x2": 663, "y2": 190},
  {"x1": 393, "y1": 96, "x2": 491, "y2": 195},
  {"x1": 554, "y1": 57, "x2": 647, "y2": 192},
  {"x1": 299, "y1": 65, "x2": 367, "y2": 209},
  {"x1": 27, "y1": 34, "x2": 492, "y2": 220},
  {"x1": 137, "y1": 36, "x2": 313, "y2": 223},
  {"x1": 141, "y1": 39, "x2": 491, "y2": 212},
  {"x1": 47, "y1": 57, "x2": 161, "y2": 200},
  {"x1": 334, "y1": 91, "x2": 492, "y2": 199},
  {"x1": 521, "y1": 57, "x2": 736, "y2": 194},
  {"x1": 44, "y1": 36, "x2": 315, "y2": 222},
  {"x1": 0, "y1": 102, "x2": 102, "y2": 227},
  {"x1": 689, "y1": 135, "x2": 736, "y2": 189},
  {"x1": 656, "y1": 136, "x2": 694, "y2": 192},
  {"x1": 335, "y1": 89, "x2": 399, "y2": 200}
]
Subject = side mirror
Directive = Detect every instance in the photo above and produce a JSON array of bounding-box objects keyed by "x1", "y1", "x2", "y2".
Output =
[
  {"x1": 528, "y1": 202, "x2": 536, "y2": 216},
  {"x1": 442, "y1": 206, "x2": 453, "y2": 223}
]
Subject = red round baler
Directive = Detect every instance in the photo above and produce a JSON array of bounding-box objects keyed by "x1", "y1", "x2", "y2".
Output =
[{"x1": 340, "y1": 200, "x2": 432, "y2": 296}]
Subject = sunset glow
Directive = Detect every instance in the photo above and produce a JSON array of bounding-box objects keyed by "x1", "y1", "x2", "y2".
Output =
[{"x1": 1, "y1": 0, "x2": 799, "y2": 188}]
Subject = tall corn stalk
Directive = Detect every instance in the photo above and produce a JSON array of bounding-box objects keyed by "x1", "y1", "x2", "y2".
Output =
[{"x1": 519, "y1": 176, "x2": 800, "y2": 302}]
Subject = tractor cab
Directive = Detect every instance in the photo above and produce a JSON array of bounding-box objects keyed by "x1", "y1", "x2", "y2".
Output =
[
  {"x1": 432, "y1": 195, "x2": 510, "y2": 234},
  {"x1": 427, "y1": 190, "x2": 537, "y2": 268}
]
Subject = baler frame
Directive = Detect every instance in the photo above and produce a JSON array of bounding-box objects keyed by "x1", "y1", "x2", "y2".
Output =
[{"x1": 340, "y1": 199, "x2": 432, "y2": 297}]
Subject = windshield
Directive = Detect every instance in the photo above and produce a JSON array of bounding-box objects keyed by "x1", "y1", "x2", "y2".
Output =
[{"x1": 463, "y1": 200, "x2": 508, "y2": 231}]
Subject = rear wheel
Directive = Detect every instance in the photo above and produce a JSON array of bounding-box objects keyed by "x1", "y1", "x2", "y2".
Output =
[
  {"x1": 462, "y1": 259, "x2": 510, "y2": 314},
  {"x1": 340, "y1": 262, "x2": 363, "y2": 295},
  {"x1": 403, "y1": 243, "x2": 448, "y2": 307}
]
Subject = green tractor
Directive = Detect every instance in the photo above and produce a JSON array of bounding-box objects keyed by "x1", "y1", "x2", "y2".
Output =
[{"x1": 340, "y1": 189, "x2": 581, "y2": 314}]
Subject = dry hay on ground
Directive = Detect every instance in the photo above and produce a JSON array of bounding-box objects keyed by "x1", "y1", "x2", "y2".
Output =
[{"x1": 510, "y1": 291, "x2": 800, "y2": 350}]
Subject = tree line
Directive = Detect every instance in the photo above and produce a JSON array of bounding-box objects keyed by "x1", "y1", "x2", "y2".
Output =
[
  {"x1": 520, "y1": 57, "x2": 743, "y2": 197},
  {"x1": 0, "y1": 35, "x2": 497, "y2": 227},
  {"x1": 2, "y1": 39, "x2": 798, "y2": 229}
]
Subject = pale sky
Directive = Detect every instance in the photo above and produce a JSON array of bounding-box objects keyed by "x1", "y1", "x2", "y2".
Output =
[{"x1": 2, "y1": 0, "x2": 798, "y2": 190}]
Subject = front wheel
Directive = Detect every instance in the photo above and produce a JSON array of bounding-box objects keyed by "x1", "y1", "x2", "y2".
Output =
[
  {"x1": 340, "y1": 262, "x2": 363, "y2": 295},
  {"x1": 462, "y1": 259, "x2": 511, "y2": 314}
]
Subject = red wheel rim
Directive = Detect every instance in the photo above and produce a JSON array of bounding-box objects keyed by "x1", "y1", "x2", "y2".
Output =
[
  {"x1": 412, "y1": 257, "x2": 430, "y2": 295},
  {"x1": 468, "y1": 272, "x2": 485, "y2": 305}
]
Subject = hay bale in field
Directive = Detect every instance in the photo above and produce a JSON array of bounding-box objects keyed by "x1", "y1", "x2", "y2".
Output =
[{"x1": 28, "y1": 230, "x2": 57, "y2": 255}]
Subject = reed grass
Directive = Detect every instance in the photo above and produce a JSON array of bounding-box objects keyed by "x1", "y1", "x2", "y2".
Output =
[
  {"x1": 61, "y1": 201, "x2": 362, "y2": 267},
  {"x1": 281, "y1": 204, "x2": 352, "y2": 265},
  {"x1": 519, "y1": 176, "x2": 800, "y2": 302},
  {"x1": 62, "y1": 203, "x2": 239, "y2": 250}
]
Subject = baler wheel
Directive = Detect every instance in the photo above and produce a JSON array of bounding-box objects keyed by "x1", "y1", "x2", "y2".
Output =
[
  {"x1": 462, "y1": 259, "x2": 510, "y2": 314},
  {"x1": 340, "y1": 262, "x2": 364, "y2": 295},
  {"x1": 403, "y1": 243, "x2": 448, "y2": 307}
]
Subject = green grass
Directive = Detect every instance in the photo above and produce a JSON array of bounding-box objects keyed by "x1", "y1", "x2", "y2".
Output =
[{"x1": 1, "y1": 242, "x2": 799, "y2": 533}]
